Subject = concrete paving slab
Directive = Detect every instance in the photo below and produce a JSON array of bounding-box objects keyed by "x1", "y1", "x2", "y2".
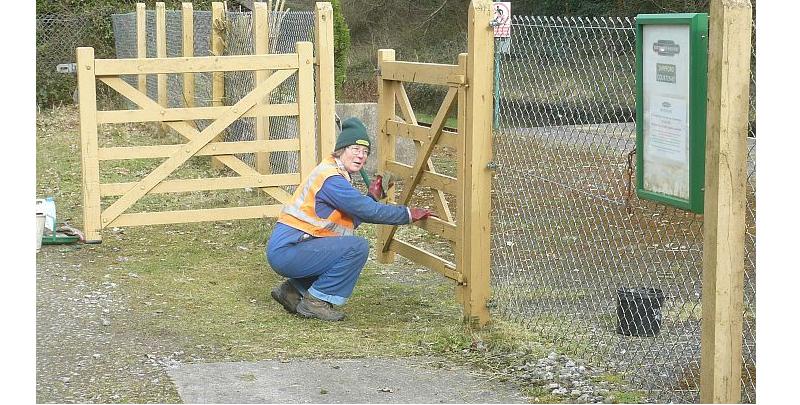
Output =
[{"x1": 167, "y1": 357, "x2": 529, "y2": 403}]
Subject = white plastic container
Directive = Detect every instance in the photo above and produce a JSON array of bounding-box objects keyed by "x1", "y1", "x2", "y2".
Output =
[
  {"x1": 36, "y1": 213, "x2": 45, "y2": 252},
  {"x1": 35, "y1": 198, "x2": 56, "y2": 234}
]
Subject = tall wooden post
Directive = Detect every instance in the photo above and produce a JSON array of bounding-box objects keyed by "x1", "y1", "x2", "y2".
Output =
[
  {"x1": 182, "y1": 2, "x2": 195, "y2": 108},
  {"x1": 376, "y1": 49, "x2": 397, "y2": 264},
  {"x1": 136, "y1": 3, "x2": 147, "y2": 94},
  {"x1": 155, "y1": 2, "x2": 167, "y2": 135},
  {"x1": 460, "y1": 0, "x2": 494, "y2": 327},
  {"x1": 210, "y1": 1, "x2": 226, "y2": 169},
  {"x1": 253, "y1": 2, "x2": 271, "y2": 173},
  {"x1": 76, "y1": 47, "x2": 102, "y2": 243},
  {"x1": 700, "y1": 0, "x2": 752, "y2": 403},
  {"x1": 314, "y1": 2, "x2": 336, "y2": 162}
]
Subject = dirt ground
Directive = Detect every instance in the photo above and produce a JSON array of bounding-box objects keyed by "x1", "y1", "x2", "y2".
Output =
[{"x1": 35, "y1": 241, "x2": 528, "y2": 403}]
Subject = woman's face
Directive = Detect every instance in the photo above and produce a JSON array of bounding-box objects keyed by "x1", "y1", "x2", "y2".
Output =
[{"x1": 339, "y1": 145, "x2": 369, "y2": 173}]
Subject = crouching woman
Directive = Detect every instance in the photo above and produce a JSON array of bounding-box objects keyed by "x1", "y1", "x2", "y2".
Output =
[{"x1": 266, "y1": 117, "x2": 435, "y2": 321}]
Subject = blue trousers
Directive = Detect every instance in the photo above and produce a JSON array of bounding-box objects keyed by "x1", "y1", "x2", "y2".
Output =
[{"x1": 267, "y1": 234, "x2": 369, "y2": 305}]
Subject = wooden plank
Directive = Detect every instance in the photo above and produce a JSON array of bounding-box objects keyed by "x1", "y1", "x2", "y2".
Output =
[
  {"x1": 412, "y1": 216, "x2": 458, "y2": 242},
  {"x1": 376, "y1": 49, "x2": 397, "y2": 264},
  {"x1": 182, "y1": 2, "x2": 195, "y2": 108},
  {"x1": 314, "y1": 2, "x2": 336, "y2": 162},
  {"x1": 296, "y1": 41, "x2": 317, "y2": 180},
  {"x1": 460, "y1": 0, "x2": 494, "y2": 326},
  {"x1": 253, "y1": 1, "x2": 270, "y2": 173},
  {"x1": 380, "y1": 60, "x2": 465, "y2": 86},
  {"x1": 385, "y1": 119, "x2": 459, "y2": 150},
  {"x1": 76, "y1": 47, "x2": 102, "y2": 243},
  {"x1": 98, "y1": 139, "x2": 300, "y2": 160},
  {"x1": 100, "y1": 69, "x2": 296, "y2": 226},
  {"x1": 389, "y1": 238, "x2": 462, "y2": 284},
  {"x1": 136, "y1": 3, "x2": 147, "y2": 93},
  {"x1": 380, "y1": 86, "x2": 458, "y2": 253},
  {"x1": 100, "y1": 173, "x2": 300, "y2": 196},
  {"x1": 109, "y1": 204, "x2": 284, "y2": 227},
  {"x1": 700, "y1": 1, "x2": 751, "y2": 403},
  {"x1": 385, "y1": 161, "x2": 458, "y2": 195},
  {"x1": 454, "y1": 52, "x2": 468, "y2": 306},
  {"x1": 96, "y1": 102, "x2": 298, "y2": 124},
  {"x1": 100, "y1": 76, "x2": 295, "y2": 204},
  {"x1": 95, "y1": 54, "x2": 299, "y2": 76}
]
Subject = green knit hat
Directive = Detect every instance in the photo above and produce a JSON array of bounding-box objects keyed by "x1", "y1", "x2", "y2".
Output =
[{"x1": 334, "y1": 117, "x2": 370, "y2": 152}]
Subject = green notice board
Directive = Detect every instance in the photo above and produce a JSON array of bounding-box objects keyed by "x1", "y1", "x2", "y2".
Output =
[{"x1": 635, "y1": 13, "x2": 708, "y2": 213}]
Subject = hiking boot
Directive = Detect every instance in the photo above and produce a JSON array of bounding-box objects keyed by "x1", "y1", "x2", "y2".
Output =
[
  {"x1": 271, "y1": 280, "x2": 302, "y2": 314},
  {"x1": 296, "y1": 295, "x2": 345, "y2": 321}
]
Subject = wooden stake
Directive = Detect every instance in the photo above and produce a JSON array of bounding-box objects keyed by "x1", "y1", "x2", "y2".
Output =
[
  {"x1": 182, "y1": 2, "x2": 195, "y2": 108},
  {"x1": 155, "y1": 2, "x2": 167, "y2": 135},
  {"x1": 460, "y1": 0, "x2": 494, "y2": 327},
  {"x1": 135, "y1": 3, "x2": 146, "y2": 94},
  {"x1": 700, "y1": 0, "x2": 752, "y2": 402},
  {"x1": 76, "y1": 47, "x2": 102, "y2": 243},
  {"x1": 315, "y1": 2, "x2": 336, "y2": 163},
  {"x1": 253, "y1": 1, "x2": 271, "y2": 174},
  {"x1": 210, "y1": 1, "x2": 226, "y2": 169},
  {"x1": 376, "y1": 48, "x2": 397, "y2": 264}
]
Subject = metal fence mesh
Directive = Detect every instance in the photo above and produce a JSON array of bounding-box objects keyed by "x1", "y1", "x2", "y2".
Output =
[
  {"x1": 490, "y1": 15, "x2": 755, "y2": 403},
  {"x1": 111, "y1": 9, "x2": 315, "y2": 175},
  {"x1": 36, "y1": 8, "x2": 116, "y2": 105}
]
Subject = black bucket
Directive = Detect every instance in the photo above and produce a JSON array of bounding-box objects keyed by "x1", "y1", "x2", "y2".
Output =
[{"x1": 616, "y1": 287, "x2": 666, "y2": 337}]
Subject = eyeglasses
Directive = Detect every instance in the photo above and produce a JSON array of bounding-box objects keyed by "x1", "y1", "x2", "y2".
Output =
[{"x1": 346, "y1": 145, "x2": 369, "y2": 157}]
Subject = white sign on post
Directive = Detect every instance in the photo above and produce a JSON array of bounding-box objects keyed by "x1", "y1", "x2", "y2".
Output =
[
  {"x1": 493, "y1": 2, "x2": 511, "y2": 38},
  {"x1": 642, "y1": 24, "x2": 691, "y2": 200}
]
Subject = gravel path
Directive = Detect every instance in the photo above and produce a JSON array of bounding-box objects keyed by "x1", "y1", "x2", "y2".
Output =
[{"x1": 36, "y1": 246, "x2": 183, "y2": 403}]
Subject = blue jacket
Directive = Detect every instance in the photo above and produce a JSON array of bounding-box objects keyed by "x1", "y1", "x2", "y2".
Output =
[{"x1": 269, "y1": 174, "x2": 410, "y2": 247}]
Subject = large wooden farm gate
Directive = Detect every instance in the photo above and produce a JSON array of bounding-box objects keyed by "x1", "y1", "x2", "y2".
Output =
[
  {"x1": 78, "y1": 2, "x2": 337, "y2": 243},
  {"x1": 375, "y1": 1, "x2": 495, "y2": 326}
]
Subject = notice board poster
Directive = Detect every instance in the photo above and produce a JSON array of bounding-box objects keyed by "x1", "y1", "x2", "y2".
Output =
[
  {"x1": 642, "y1": 24, "x2": 691, "y2": 200},
  {"x1": 635, "y1": 13, "x2": 707, "y2": 213}
]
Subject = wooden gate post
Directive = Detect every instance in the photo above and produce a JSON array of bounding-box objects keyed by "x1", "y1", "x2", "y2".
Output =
[
  {"x1": 700, "y1": 0, "x2": 752, "y2": 402},
  {"x1": 77, "y1": 47, "x2": 102, "y2": 243},
  {"x1": 459, "y1": 0, "x2": 494, "y2": 327},
  {"x1": 315, "y1": 2, "x2": 336, "y2": 163},
  {"x1": 376, "y1": 48, "x2": 397, "y2": 264}
]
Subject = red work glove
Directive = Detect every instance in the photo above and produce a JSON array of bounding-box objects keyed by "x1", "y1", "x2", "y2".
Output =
[
  {"x1": 409, "y1": 208, "x2": 437, "y2": 222},
  {"x1": 367, "y1": 175, "x2": 386, "y2": 201}
]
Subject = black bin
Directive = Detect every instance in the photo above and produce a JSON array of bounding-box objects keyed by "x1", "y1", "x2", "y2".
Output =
[{"x1": 616, "y1": 287, "x2": 666, "y2": 337}]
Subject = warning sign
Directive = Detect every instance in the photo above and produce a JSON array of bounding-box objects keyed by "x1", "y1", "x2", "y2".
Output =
[{"x1": 493, "y1": 2, "x2": 511, "y2": 38}]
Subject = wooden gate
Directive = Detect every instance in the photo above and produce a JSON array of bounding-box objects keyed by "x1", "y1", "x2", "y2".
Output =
[
  {"x1": 77, "y1": 42, "x2": 320, "y2": 243},
  {"x1": 375, "y1": 0, "x2": 495, "y2": 326}
]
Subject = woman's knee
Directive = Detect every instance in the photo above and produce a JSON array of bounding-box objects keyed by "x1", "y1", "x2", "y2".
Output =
[{"x1": 349, "y1": 236, "x2": 370, "y2": 259}]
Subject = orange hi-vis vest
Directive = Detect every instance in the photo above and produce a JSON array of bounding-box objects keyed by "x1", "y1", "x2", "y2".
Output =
[{"x1": 277, "y1": 156, "x2": 356, "y2": 237}]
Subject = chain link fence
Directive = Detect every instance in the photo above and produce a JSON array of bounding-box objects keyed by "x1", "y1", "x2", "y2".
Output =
[
  {"x1": 111, "y1": 9, "x2": 315, "y2": 176},
  {"x1": 490, "y1": 15, "x2": 755, "y2": 403},
  {"x1": 36, "y1": 8, "x2": 116, "y2": 106}
]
